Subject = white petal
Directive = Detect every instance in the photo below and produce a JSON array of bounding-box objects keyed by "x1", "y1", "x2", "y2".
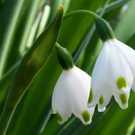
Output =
[
  {"x1": 52, "y1": 71, "x2": 72, "y2": 122},
  {"x1": 88, "y1": 106, "x2": 95, "y2": 118},
  {"x1": 66, "y1": 66, "x2": 91, "y2": 118},
  {"x1": 52, "y1": 66, "x2": 92, "y2": 124},
  {"x1": 91, "y1": 42, "x2": 112, "y2": 108},
  {"x1": 91, "y1": 39, "x2": 133, "y2": 110},
  {"x1": 106, "y1": 40, "x2": 133, "y2": 92},
  {"x1": 91, "y1": 41, "x2": 116, "y2": 110},
  {"x1": 113, "y1": 39, "x2": 135, "y2": 91}
]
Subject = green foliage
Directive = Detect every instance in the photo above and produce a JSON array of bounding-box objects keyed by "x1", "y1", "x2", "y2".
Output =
[{"x1": 0, "y1": 0, "x2": 135, "y2": 135}]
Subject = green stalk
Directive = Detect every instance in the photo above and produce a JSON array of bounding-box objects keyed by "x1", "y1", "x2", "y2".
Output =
[{"x1": 0, "y1": 0, "x2": 26, "y2": 78}]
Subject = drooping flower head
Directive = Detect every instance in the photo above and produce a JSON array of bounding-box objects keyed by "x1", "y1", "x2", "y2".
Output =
[
  {"x1": 90, "y1": 16, "x2": 135, "y2": 112},
  {"x1": 52, "y1": 43, "x2": 95, "y2": 125}
]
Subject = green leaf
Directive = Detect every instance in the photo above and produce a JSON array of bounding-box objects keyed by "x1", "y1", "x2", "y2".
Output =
[
  {"x1": 8, "y1": 51, "x2": 61, "y2": 135},
  {"x1": 100, "y1": 0, "x2": 129, "y2": 15},
  {"x1": 58, "y1": 11, "x2": 94, "y2": 52},
  {"x1": 67, "y1": 0, "x2": 106, "y2": 11},
  {"x1": 81, "y1": 33, "x2": 102, "y2": 74},
  {"x1": 115, "y1": 0, "x2": 135, "y2": 42},
  {"x1": 0, "y1": 62, "x2": 19, "y2": 113},
  {"x1": 0, "y1": 0, "x2": 17, "y2": 45},
  {"x1": 0, "y1": 0, "x2": 37, "y2": 76},
  {"x1": 0, "y1": 7, "x2": 63, "y2": 134},
  {"x1": 19, "y1": 0, "x2": 46, "y2": 55}
]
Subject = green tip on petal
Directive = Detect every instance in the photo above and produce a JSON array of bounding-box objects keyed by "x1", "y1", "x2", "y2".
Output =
[
  {"x1": 116, "y1": 76, "x2": 127, "y2": 90},
  {"x1": 81, "y1": 111, "x2": 90, "y2": 123},
  {"x1": 88, "y1": 90, "x2": 93, "y2": 103},
  {"x1": 119, "y1": 94, "x2": 127, "y2": 104},
  {"x1": 99, "y1": 96, "x2": 104, "y2": 105},
  {"x1": 95, "y1": 16, "x2": 115, "y2": 41},
  {"x1": 55, "y1": 43, "x2": 74, "y2": 70}
]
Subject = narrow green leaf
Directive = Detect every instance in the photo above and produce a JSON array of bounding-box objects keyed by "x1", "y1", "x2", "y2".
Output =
[
  {"x1": 58, "y1": 11, "x2": 94, "y2": 53},
  {"x1": 67, "y1": 0, "x2": 106, "y2": 11},
  {"x1": 126, "y1": 118, "x2": 135, "y2": 135},
  {"x1": 0, "y1": 62, "x2": 20, "y2": 113},
  {"x1": 9, "y1": 51, "x2": 61, "y2": 135},
  {"x1": 0, "y1": 0, "x2": 17, "y2": 45},
  {"x1": 5, "y1": 0, "x2": 45, "y2": 73},
  {"x1": 115, "y1": 0, "x2": 135, "y2": 42},
  {"x1": 81, "y1": 33, "x2": 102, "y2": 74},
  {"x1": 101, "y1": 0, "x2": 129, "y2": 15},
  {"x1": 19, "y1": 0, "x2": 45, "y2": 55},
  {"x1": 0, "y1": 7, "x2": 63, "y2": 134},
  {"x1": 0, "y1": 0, "x2": 34, "y2": 76}
]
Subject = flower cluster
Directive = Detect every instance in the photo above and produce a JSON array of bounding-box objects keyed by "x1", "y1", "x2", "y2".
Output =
[{"x1": 52, "y1": 16, "x2": 135, "y2": 125}]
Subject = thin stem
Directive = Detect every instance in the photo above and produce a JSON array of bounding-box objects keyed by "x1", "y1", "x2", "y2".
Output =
[{"x1": 64, "y1": 10, "x2": 98, "y2": 20}]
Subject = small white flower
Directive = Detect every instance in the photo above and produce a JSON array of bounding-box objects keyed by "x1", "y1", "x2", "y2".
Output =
[
  {"x1": 91, "y1": 39, "x2": 135, "y2": 112},
  {"x1": 52, "y1": 66, "x2": 95, "y2": 125}
]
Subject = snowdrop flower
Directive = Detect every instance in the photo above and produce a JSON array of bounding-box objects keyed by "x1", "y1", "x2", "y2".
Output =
[
  {"x1": 52, "y1": 43, "x2": 95, "y2": 125},
  {"x1": 90, "y1": 17, "x2": 135, "y2": 112}
]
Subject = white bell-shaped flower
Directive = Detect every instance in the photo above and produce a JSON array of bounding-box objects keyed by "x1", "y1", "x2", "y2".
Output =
[
  {"x1": 52, "y1": 66, "x2": 95, "y2": 125},
  {"x1": 91, "y1": 38, "x2": 135, "y2": 112},
  {"x1": 52, "y1": 43, "x2": 95, "y2": 125}
]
